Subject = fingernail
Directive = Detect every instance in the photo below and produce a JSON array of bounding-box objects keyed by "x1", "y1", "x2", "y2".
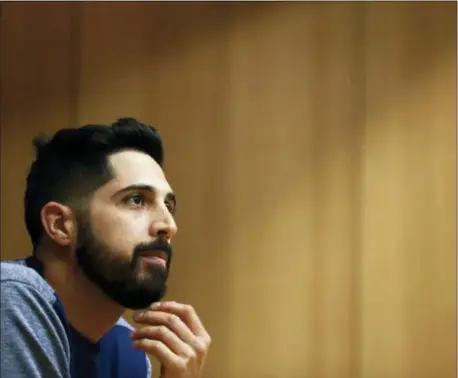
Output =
[{"x1": 133, "y1": 312, "x2": 143, "y2": 321}]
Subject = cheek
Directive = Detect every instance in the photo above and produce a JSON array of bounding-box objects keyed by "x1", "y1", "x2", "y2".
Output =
[{"x1": 91, "y1": 210, "x2": 150, "y2": 252}]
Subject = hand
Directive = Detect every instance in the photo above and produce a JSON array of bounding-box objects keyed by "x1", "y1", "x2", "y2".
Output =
[{"x1": 130, "y1": 301, "x2": 211, "y2": 378}]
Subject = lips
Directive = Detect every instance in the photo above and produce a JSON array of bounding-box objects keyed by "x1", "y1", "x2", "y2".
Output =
[{"x1": 139, "y1": 250, "x2": 168, "y2": 265}]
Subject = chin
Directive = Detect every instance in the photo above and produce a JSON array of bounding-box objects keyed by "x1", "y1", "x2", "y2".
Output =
[{"x1": 117, "y1": 290, "x2": 167, "y2": 310}]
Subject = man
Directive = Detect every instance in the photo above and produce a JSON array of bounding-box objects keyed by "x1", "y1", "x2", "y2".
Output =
[{"x1": 0, "y1": 118, "x2": 211, "y2": 378}]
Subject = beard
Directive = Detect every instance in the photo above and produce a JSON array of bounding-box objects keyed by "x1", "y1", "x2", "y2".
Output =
[{"x1": 75, "y1": 217, "x2": 172, "y2": 310}]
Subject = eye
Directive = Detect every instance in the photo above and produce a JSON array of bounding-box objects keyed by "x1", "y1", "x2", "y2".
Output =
[
  {"x1": 166, "y1": 201, "x2": 176, "y2": 214},
  {"x1": 125, "y1": 194, "x2": 146, "y2": 207}
]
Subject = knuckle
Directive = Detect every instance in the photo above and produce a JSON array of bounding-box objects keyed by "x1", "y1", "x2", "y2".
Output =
[
  {"x1": 167, "y1": 314, "x2": 179, "y2": 326},
  {"x1": 157, "y1": 325, "x2": 168, "y2": 337},
  {"x1": 148, "y1": 339, "x2": 161, "y2": 348},
  {"x1": 198, "y1": 334, "x2": 212, "y2": 349},
  {"x1": 183, "y1": 304, "x2": 194, "y2": 314},
  {"x1": 194, "y1": 340, "x2": 206, "y2": 354},
  {"x1": 176, "y1": 359, "x2": 188, "y2": 373},
  {"x1": 184, "y1": 349, "x2": 197, "y2": 363},
  {"x1": 139, "y1": 326, "x2": 151, "y2": 336}
]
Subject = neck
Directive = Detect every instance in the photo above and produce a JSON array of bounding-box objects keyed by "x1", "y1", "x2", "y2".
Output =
[{"x1": 36, "y1": 249, "x2": 125, "y2": 343}]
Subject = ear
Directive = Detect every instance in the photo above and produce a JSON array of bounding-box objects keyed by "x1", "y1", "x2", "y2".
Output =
[{"x1": 40, "y1": 202, "x2": 76, "y2": 247}]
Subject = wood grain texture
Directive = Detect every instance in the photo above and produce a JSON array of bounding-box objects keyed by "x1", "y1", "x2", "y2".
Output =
[
  {"x1": 0, "y1": 2, "x2": 74, "y2": 257},
  {"x1": 1, "y1": 3, "x2": 455, "y2": 378}
]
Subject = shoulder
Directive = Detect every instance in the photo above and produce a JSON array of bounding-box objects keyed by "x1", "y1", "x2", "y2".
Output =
[
  {"x1": 1, "y1": 260, "x2": 55, "y2": 302},
  {"x1": 0, "y1": 260, "x2": 60, "y2": 319},
  {"x1": 98, "y1": 317, "x2": 152, "y2": 378},
  {"x1": 0, "y1": 260, "x2": 68, "y2": 340},
  {"x1": 0, "y1": 262, "x2": 71, "y2": 377}
]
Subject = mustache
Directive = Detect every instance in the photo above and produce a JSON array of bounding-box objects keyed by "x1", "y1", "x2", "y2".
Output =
[{"x1": 133, "y1": 239, "x2": 173, "y2": 260}]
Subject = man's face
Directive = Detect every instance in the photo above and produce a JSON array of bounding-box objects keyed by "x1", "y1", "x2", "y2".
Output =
[{"x1": 75, "y1": 150, "x2": 178, "y2": 310}]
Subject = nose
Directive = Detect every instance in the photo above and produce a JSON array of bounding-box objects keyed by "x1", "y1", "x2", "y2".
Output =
[{"x1": 149, "y1": 208, "x2": 178, "y2": 241}]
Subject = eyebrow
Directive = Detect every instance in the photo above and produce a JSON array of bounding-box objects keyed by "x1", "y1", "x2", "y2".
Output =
[{"x1": 113, "y1": 184, "x2": 176, "y2": 208}]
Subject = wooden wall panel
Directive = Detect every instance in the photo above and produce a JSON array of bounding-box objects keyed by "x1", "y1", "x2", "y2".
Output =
[
  {"x1": 76, "y1": 4, "x2": 234, "y2": 376},
  {"x1": 223, "y1": 4, "x2": 363, "y2": 378},
  {"x1": 0, "y1": 2, "x2": 74, "y2": 259},
  {"x1": 361, "y1": 3, "x2": 457, "y2": 378},
  {"x1": 0, "y1": 3, "x2": 456, "y2": 378},
  {"x1": 76, "y1": 2, "x2": 155, "y2": 124}
]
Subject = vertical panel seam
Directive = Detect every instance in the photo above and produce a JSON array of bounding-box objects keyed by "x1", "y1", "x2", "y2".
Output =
[
  {"x1": 350, "y1": 3, "x2": 367, "y2": 378},
  {"x1": 68, "y1": 3, "x2": 81, "y2": 126}
]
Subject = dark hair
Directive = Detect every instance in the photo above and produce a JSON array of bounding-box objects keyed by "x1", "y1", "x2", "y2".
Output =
[{"x1": 24, "y1": 117, "x2": 164, "y2": 248}]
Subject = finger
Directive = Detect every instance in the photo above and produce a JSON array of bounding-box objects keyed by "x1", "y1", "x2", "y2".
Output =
[
  {"x1": 130, "y1": 325, "x2": 194, "y2": 357},
  {"x1": 149, "y1": 302, "x2": 209, "y2": 340},
  {"x1": 133, "y1": 310, "x2": 196, "y2": 346},
  {"x1": 133, "y1": 339, "x2": 184, "y2": 371}
]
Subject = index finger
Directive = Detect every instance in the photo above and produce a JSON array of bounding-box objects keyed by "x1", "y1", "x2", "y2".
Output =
[{"x1": 150, "y1": 301, "x2": 208, "y2": 339}]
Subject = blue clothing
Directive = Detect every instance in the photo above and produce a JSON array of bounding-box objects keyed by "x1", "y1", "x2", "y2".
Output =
[{"x1": 0, "y1": 257, "x2": 152, "y2": 378}]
